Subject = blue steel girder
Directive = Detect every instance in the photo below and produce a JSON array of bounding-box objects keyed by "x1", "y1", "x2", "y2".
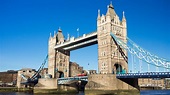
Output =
[
  {"x1": 58, "y1": 76, "x2": 88, "y2": 85},
  {"x1": 116, "y1": 72, "x2": 170, "y2": 78},
  {"x1": 110, "y1": 32, "x2": 170, "y2": 69}
]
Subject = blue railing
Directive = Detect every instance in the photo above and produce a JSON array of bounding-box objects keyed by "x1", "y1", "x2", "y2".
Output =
[
  {"x1": 58, "y1": 76, "x2": 88, "y2": 84},
  {"x1": 116, "y1": 72, "x2": 170, "y2": 78}
]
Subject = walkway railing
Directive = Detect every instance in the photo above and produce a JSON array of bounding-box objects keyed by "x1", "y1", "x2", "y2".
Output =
[
  {"x1": 58, "y1": 76, "x2": 88, "y2": 84},
  {"x1": 116, "y1": 72, "x2": 170, "y2": 78}
]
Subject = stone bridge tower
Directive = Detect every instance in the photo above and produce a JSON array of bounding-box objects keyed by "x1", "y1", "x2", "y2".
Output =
[
  {"x1": 97, "y1": 3, "x2": 128, "y2": 74},
  {"x1": 48, "y1": 28, "x2": 70, "y2": 78}
]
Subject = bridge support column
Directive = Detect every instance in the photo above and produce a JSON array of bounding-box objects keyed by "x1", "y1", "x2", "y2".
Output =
[
  {"x1": 76, "y1": 80, "x2": 88, "y2": 91},
  {"x1": 48, "y1": 45, "x2": 70, "y2": 78},
  {"x1": 97, "y1": 2, "x2": 128, "y2": 75},
  {"x1": 34, "y1": 78, "x2": 78, "y2": 94},
  {"x1": 48, "y1": 28, "x2": 70, "y2": 78},
  {"x1": 58, "y1": 80, "x2": 87, "y2": 91},
  {"x1": 55, "y1": 49, "x2": 70, "y2": 78}
]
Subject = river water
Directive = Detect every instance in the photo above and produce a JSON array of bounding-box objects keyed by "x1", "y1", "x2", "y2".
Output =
[{"x1": 0, "y1": 90, "x2": 170, "y2": 95}]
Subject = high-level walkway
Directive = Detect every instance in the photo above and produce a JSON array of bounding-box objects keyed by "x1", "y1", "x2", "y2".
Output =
[{"x1": 54, "y1": 31, "x2": 97, "y2": 51}]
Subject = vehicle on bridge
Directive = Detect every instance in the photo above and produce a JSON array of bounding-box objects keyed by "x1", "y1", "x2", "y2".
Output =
[{"x1": 77, "y1": 73, "x2": 87, "y2": 76}]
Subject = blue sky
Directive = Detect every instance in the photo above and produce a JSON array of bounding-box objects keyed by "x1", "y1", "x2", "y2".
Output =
[{"x1": 0, "y1": 0, "x2": 170, "y2": 72}]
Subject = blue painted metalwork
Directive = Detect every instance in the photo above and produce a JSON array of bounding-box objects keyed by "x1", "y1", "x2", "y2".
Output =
[
  {"x1": 116, "y1": 72, "x2": 170, "y2": 78},
  {"x1": 58, "y1": 72, "x2": 170, "y2": 84},
  {"x1": 20, "y1": 55, "x2": 48, "y2": 85},
  {"x1": 110, "y1": 32, "x2": 170, "y2": 70},
  {"x1": 58, "y1": 76, "x2": 88, "y2": 85}
]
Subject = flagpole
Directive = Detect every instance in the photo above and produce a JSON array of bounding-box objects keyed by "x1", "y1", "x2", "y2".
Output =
[
  {"x1": 88, "y1": 63, "x2": 89, "y2": 74},
  {"x1": 88, "y1": 63, "x2": 89, "y2": 70}
]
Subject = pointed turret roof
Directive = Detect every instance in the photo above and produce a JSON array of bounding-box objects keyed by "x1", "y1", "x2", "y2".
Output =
[
  {"x1": 122, "y1": 11, "x2": 126, "y2": 21},
  {"x1": 109, "y1": 1, "x2": 114, "y2": 9},
  {"x1": 97, "y1": 9, "x2": 101, "y2": 20},
  {"x1": 106, "y1": 2, "x2": 117, "y2": 19},
  {"x1": 56, "y1": 27, "x2": 64, "y2": 42}
]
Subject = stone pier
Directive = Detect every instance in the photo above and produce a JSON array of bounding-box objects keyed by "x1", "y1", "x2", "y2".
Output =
[
  {"x1": 86, "y1": 74, "x2": 138, "y2": 90},
  {"x1": 34, "y1": 78, "x2": 86, "y2": 94}
]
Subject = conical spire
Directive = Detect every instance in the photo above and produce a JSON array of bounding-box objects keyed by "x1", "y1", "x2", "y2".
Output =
[
  {"x1": 58, "y1": 27, "x2": 62, "y2": 32},
  {"x1": 106, "y1": 1, "x2": 116, "y2": 18},
  {"x1": 122, "y1": 11, "x2": 126, "y2": 21},
  {"x1": 97, "y1": 9, "x2": 101, "y2": 19},
  {"x1": 54, "y1": 30, "x2": 56, "y2": 36},
  {"x1": 56, "y1": 27, "x2": 64, "y2": 44},
  {"x1": 106, "y1": 5, "x2": 110, "y2": 16},
  {"x1": 109, "y1": 1, "x2": 114, "y2": 9},
  {"x1": 50, "y1": 32, "x2": 52, "y2": 37}
]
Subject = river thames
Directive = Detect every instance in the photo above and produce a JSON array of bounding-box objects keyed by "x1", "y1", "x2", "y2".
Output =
[{"x1": 0, "y1": 90, "x2": 170, "y2": 95}]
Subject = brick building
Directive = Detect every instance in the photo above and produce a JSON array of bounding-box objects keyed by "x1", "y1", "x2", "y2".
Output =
[
  {"x1": 138, "y1": 78, "x2": 165, "y2": 89},
  {"x1": 69, "y1": 62, "x2": 86, "y2": 77},
  {"x1": 0, "y1": 70, "x2": 18, "y2": 86}
]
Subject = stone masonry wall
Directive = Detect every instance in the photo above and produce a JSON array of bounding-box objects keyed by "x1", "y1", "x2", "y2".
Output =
[{"x1": 86, "y1": 74, "x2": 137, "y2": 90}]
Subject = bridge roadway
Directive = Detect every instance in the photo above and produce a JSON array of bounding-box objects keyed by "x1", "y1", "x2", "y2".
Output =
[
  {"x1": 54, "y1": 31, "x2": 97, "y2": 51},
  {"x1": 139, "y1": 84, "x2": 163, "y2": 88},
  {"x1": 58, "y1": 72, "x2": 170, "y2": 85},
  {"x1": 58, "y1": 76, "x2": 88, "y2": 85}
]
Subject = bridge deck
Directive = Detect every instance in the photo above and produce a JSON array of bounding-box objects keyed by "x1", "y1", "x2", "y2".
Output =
[
  {"x1": 57, "y1": 72, "x2": 170, "y2": 84},
  {"x1": 116, "y1": 72, "x2": 170, "y2": 78},
  {"x1": 58, "y1": 76, "x2": 88, "y2": 85}
]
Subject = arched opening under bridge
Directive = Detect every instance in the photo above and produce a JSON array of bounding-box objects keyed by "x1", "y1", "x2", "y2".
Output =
[
  {"x1": 58, "y1": 71, "x2": 64, "y2": 78},
  {"x1": 114, "y1": 64, "x2": 123, "y2": 74}
]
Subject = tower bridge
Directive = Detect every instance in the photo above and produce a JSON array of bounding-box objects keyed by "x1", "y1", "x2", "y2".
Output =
[
  {"x1": 48, "y1": 2, "x2": 128, "y2": 79},
  {"x1": 33, "y1": 2, "x2": 170, "y2": 92}
]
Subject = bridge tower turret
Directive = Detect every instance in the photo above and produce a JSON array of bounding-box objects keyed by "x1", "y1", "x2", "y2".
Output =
[
  {"x1": 97, "y1": 2, "x2": 128, "y2": 74},
  {"x1": 48, "y1": 31, "x2": 57, "y2": 78},
  {"x1": 97, "y1": 9, "x2": 101, "y2": 28},
  {"x1": 48, "y1": 28, "x2": 70, "y2": 78},
  {"x1": 122, "y1": 11, "x2": 127, "y2": 38}
]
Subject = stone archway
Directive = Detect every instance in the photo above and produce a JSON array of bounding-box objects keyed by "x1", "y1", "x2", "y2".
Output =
[
  {"x1": 58, "y1": 71, "x2": 64, "y2": 78},
  {"x1": 114, "y1": 64, "x2": 122, "y2": 74}
]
